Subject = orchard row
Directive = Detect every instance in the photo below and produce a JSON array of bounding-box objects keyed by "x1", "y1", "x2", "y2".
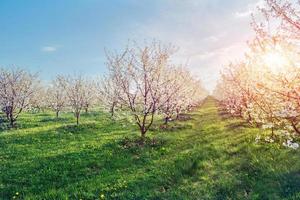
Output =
[
  {"x1": 213, "y1": 0, "x2": 300, "y2": 149},
  {"x1": 0, "y1": 41, "x2": 207, "y2": 137}
]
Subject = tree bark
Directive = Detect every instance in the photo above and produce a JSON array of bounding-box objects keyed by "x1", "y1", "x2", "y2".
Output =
[
  {"x1": 140, "y1": 125, "x2": 146, "y2": 141},
  {"x1": 10, "y1": 116, "x2": 15, "y2": 128},
  {"x1": 291, "y1": 121, "x2": 300, "y2": 135},
  {"x1": 56, "y1": 111, "x2": 59, "y2": 118},
  {"x1": 164, "y1": 117, "x2": 169, "y2": 125},
  {"x1": 110, "y1": 102, "x2": 116, "y2": 117},
  {"x1": 76, "y1": 112, "x2": 80, "y2": 125}
]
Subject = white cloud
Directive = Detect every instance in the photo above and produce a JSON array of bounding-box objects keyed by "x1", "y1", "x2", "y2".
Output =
[
  {"x1": 235, "y1": 10, "x2": 252, "y2": 18},
  {"x1": 41, "y1": 46, "x2": 57, "y2": 52},
  {"x1": 195, "y1": 51, "x2": 217, "y2": 60},
  {"x1": 202, "y1": 36, "x2": 219, "y2": 43},
  {"x1": 255, "y1": 0, "x2": 265, "y2": 9},
  {"x1": 234, "y1": 0, "x2": 265, "y2": 18}
]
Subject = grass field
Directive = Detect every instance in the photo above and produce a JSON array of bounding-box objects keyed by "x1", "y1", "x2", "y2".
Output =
[{"x1": 0, "y1": 97, "x2": 300, "y2": 199}]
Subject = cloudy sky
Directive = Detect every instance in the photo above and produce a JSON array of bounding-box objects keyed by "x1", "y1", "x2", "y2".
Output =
[{"x1": 0, "y1": 0, "x2": 262, "y2": 91}]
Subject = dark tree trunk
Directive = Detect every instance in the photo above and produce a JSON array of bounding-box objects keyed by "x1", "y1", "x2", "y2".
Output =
[
  {"x1": 3, "y1": 106, "x2": 11, "y2": 121},
  {"x1": 271, "y1": 126, "x2": 274, "y2": 137},
  {"x1": 110, "y1": 102, "x2": 115, "y2": 117},
  {"x1": 164, "y1": 117, "x2": 169, "y2": 125},
  {"x1": 247, "y1": 112, "x2": 252, "y2": 122},
  {"x1": 10, "y1": 116, "x2": 15, "y2": 128},
  {"x1": 140, "y1": 126, "x2": 146, "y2": 140},
  {"x1": 56, "y1": 111, "x2": 59, "y2": 118},
  {"x1": 291, "y1": 121, "x2": 300, "y2": 135},
  {"x1": 76, "y1": 112, "x2": 80, "y2": 125}
]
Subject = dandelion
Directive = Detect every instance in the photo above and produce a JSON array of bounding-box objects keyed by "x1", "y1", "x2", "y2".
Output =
[{"x1": 100, "y1": 194, "x2": 105, "y2": 199}]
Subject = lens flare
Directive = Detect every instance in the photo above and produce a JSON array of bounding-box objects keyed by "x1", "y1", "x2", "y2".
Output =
[{"x1": 262, "y1": 51, "x2": 288, "y2": 73}]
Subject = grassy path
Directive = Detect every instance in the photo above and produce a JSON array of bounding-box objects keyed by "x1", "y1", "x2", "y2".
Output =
[
  {"x1": 172, "y1": 97, "x2": 300, "y2": 200},
  {"x1": 0, "y1": 97, "x2": 300, "y2": 199}
]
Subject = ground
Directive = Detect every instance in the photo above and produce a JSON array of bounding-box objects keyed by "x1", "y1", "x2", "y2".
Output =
[{"x1": 0, "y1": 97, "x2": 300, "y2": 200}]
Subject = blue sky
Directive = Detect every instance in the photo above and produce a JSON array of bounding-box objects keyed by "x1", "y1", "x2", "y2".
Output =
[{"x1": 0, "y1": 0, "x2": 261, "y2": 91}]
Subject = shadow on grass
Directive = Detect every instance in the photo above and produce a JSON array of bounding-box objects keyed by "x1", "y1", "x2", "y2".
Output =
[
  {"x1": 218, "y1": 109, "x2": 232, "y2": 120},
  {"x1": 0, "y1": 126, "x2": 157, "y2": 198},
  {"x1": 176, "y1": 113, "x2": 194, "y2": 121},
  {"x1": 155, "y1": 133, "x2": 300, "y2": 199},
  {"x1": 219, "y1": 147, "x2": 300, "y2": 200},
  {"x1": 225, "y1": 121, "x2": 250, "y2": 130},
  {"x1": 1, "y1": 97, "x2": 300, "y2": 199},
  {"x1": 39, "y1": 117, "x2": 70, "y2": 123},
  {"x1": 278, "y1": 170, "x2": 300, "y2": 199},
  {"x1": 150, "y1": 123, "x2": 193, "y2": 133}
]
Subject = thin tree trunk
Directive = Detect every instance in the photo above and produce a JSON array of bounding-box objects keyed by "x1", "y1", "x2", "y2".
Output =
[
  {"x1": 4, "y1": 106, "x2": 10, "y2": 120},
  {"x1": 140, "y1": 125, "x2": 146, "y2": 143},
  {"x1": 10, "y1": 116, "x2": 15, "y2": 128},
  {"x1": 76, "y1": 112, "x2": 80, "y2": 125},
  {"x1": 110, "y1": 102, "x2": 115, "y2": 117},
  {"x1": 271, "y1": 127, "x2": 274, "y2": 137},
  {"x1": 291, "y1": 121, "x2": 300, "y2": 135},
  {"x1": 247, "y1": 112, "x2": 252, "y2": 122},
  {"x1": 164, "y1": 117, "x2": 169, "y2": 125}
]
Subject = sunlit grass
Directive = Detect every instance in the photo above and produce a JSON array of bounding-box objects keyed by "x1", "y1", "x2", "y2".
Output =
[{"x1": 0, "y1": 97, "x2": 299, "y2": 199}]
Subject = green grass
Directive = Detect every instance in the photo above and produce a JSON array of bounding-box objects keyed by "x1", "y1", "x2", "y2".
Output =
[{"x1": 0, "y1": 97, "x2": 300, "y2": 199}]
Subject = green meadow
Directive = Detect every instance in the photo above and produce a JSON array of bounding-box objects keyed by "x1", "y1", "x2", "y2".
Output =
[{"x1": 1, "y1": 97, "x2": 299, "y2": 199}]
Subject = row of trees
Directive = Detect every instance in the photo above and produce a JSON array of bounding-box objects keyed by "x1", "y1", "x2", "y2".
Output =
[
  {"x1": 0, "y1": 41, "x2": 207, "y2": 138},
  {"x1": 213, "y1": 0, "x2": 300, "y2": 148},
  {"x1": 0, "y1": 69, "x2": 96, "y2": 127}
]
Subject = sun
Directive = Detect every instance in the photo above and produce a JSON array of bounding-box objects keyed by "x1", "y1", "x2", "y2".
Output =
[{"x1": 262, "y1": 51, "x2": 289, "y2": 73}]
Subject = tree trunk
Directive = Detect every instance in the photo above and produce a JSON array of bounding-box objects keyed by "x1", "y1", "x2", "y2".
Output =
[
  {"x1": 76, "y1": 112, "x2": 80, "y2": 125},
  {"x1": 164, "y1": 117, "x2": 169, "y2": 125},
  {"x1": 140, "y1": 126, "x2": 147, "y2": 142},
  {"x1": 10, "y1": 116, "x2": 15, "y2": 128},
  {"x1": 110, "y1": 102, "x2": 115, "y2": 117},
  {"x1": 247, "y1": 112, "x2": 252, "y2": 122},
  {"x1": 5, "y1": 112, "x2": 9, "y2": 121},
  {"x1": 291, "y1": 121, "x2": 300, "y2": 135},
  {"x1": 4, "y1": 106, "x2": 10, "y2": 120},
  {"x1": 271, "y1": 126, "x2": 274, "y2": 137},
  {"x1": 56, "y1": 111, "x2": 59, "y2": 118}
]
